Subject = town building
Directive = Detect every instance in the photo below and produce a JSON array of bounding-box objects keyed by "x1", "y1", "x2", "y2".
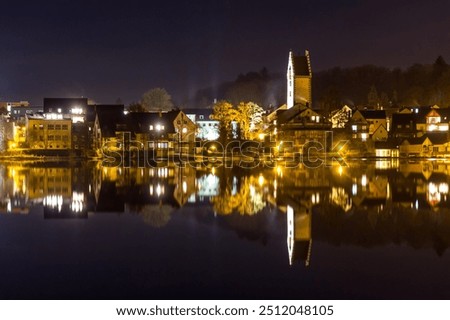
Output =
[
  {"x1": 274, "y1": 104, "x2": 332, "y2": 154},
  {"x1": 26, "y1": 114, "x2": 72, "y2": 151},
  {"x1": 10, "y1": 105, "x2": 43, "y2": 121},
  {"x1": 126, "y1": 110, "x2": 196, "y2": 155},
  {"x1": 183, "y1": 108, "x2": 219, "y2": 141},
  {"x1": 350, "y1": 110, "x2": 387, "y2": 141}
]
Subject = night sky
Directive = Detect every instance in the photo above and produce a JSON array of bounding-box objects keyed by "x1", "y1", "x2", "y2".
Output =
[{"x1": 1, "y1": 0, "x2": 449, "y2": 105}]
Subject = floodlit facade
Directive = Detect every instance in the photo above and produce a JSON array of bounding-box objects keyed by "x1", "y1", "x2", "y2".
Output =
[
  {"x1": 287, "y1": 50, "x2": 312, "y2": 109},
  {"x1": 26, "y1": 115, "x2": 72, "y2": 150}
]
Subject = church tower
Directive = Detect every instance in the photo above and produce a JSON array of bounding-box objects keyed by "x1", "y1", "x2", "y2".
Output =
[{"x1": 287, "y1": 50, "x2": 312, "y2": 109}]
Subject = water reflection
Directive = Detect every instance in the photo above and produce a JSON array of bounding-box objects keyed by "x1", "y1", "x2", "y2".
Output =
[{"x1": 2, "y1": 160, "x2": 450, "y2": 266}]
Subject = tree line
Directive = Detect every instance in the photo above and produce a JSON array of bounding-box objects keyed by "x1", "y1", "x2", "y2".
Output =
[{"x1": 188, "y1": 56, "x2": 450, "y2": 111}]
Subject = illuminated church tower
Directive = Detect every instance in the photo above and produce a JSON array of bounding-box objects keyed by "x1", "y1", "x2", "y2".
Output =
[
  {"x1": 287, "y1": 50, "x2": 312, "y2": 109},
  {"x1": 287, "y1": 203, "x2": 312, "y2": 266}
]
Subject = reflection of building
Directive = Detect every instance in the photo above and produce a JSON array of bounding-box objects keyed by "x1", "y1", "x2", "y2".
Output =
[
  {"x1": 275, "y1": 166, "x2": 330, "y2": 266},
  {"x1": 0, "y1": 167, "x2": 29, "y2": 214},
  {"x1": 287, "y1": 204, "x2": 312, "y2": 266},
  {"x1": 27, "y1": 167, "x2": 89, "y2": 219}
]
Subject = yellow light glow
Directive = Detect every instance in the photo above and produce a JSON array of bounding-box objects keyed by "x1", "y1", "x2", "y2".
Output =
[
  {"x1": 258, "y1": 175, "x2": 264, "y2": 186},
  {"x1": 276, "y1": 166, "x2": 283, "y2": 177},
  {"x1": 361, "y1": 174, "x2": 367, "y2": 187},
  {"x1": 258, "y1": 133, "x2": 265, "y2": 140}
]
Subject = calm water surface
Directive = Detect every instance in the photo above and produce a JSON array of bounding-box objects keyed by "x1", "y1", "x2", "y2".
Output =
[{"x1": 1, "y1": 159, "x2": 450, "y2": 299}]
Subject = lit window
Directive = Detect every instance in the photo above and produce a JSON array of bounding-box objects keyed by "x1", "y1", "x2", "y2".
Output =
[
  {"x1": 149, "y1": 125, "x2": 153, "y2": 131},
  {"x1": 71, "y1": 107, "x2": 83, "y2": 114},
  {"x1": 352, "y1": 125, "x2": 357, "y2": 131}
]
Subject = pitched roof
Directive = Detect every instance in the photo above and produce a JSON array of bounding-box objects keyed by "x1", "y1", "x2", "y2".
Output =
[
  {"x1": 126, "y1": 110, "x2": 181, "y2": 134},
  {"x1": 95, "y1": 105, "x2": 126, "y2": 137},
  {"x1": 182, "y1": 108, "x2": 213, "y2": 118},
  {"x1": 426, "y1": 132, "x2": 449, "y2": 145},
  {"x1": 374, "y1": 140, "x2": 399, "y2": 149},
  {"x1": 277, "y1": 104, "x2": 310, "y2": 124},
  {"x1": 402, "y1": 135, "x2": 429, "y2": 145},
  {"x1": 391, "y1": 113, "x2": 417, "y2": 126},
  {"x1": 358, "y1": 110, "x2": 386, "y2": 120},
  {"x1": 292, "y1": 55, "x2": 311, "y2": 76}
]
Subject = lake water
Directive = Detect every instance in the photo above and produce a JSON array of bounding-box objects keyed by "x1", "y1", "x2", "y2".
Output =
[{"x1": 1, "y1": 159, "x2": 450, "y2": 299}]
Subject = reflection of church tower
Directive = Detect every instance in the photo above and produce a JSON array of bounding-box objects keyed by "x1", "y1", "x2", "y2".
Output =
[
  {"x1": 287, "y1": 50, "x2": 312, "y2": 109},
  {"x1": 287, "y1": 204, "x2": 312, "y2": 266}
]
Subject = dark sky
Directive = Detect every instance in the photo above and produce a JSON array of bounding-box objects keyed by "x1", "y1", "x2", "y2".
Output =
[{"x1": 1, "y1": 0, "x2": 450, "y2": 105}]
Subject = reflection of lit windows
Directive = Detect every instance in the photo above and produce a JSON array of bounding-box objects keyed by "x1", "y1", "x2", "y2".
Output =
[
  {"x1": 158, "y1": 168, "x2": 168, "y2": 178},
  {"x1": 331, "y1": 187, "x2": 352, "y2": 212},
  {"x1": 427, "y1": 182, "x2": 448, "y2": 206},
  {"x1": 361, "y1": 175, "x2": 367, "y2": 187},
  {"x1": 352, "y1": 184, "x2": 358, "y2": 195},
  {"x1": 71, "y1": 191, "x2": 85, "y2": 213},
  {"x1": 156, "y1": 184, "x2": 165, "y2": 197},
  {"x1": 43, "y1": 195, "x2": 63, "y2": 212}
]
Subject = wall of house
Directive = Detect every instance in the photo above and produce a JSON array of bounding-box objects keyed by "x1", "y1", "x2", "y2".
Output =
[
  {"x1": 294, "y1": 77, "x2": 312, "y2": 106},
  {"x1": 372, "y1": 126, "x2": 388, "y2": 141},
  {"x1": 27, "y1": 118, "x2": 72, "y2": 150}
]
